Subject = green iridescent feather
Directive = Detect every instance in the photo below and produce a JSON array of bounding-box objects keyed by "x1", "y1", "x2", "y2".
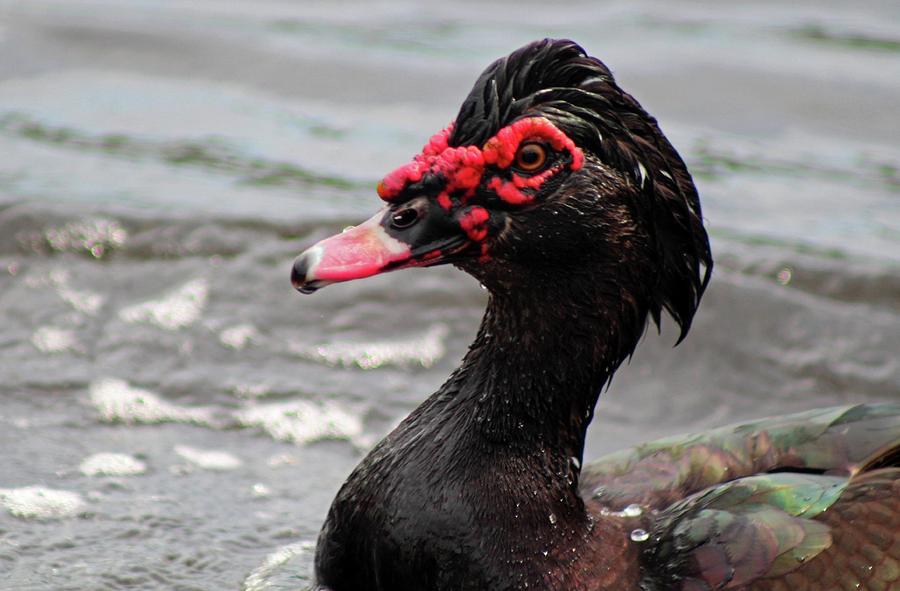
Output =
[
  {"x1": 580, "y1": 404, "x2": 900, "y2": 589},
  {"x1": 581, "y1": 404, "x2": 900, "y2": 511},
  {"x1": 656, "y1": 473, "x2": 846, "y2": 588}
]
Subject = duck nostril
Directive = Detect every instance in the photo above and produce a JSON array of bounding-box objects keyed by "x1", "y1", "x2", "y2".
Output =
[{"x1": 390, "y1": 208, "x2": 420, "y2": 230}]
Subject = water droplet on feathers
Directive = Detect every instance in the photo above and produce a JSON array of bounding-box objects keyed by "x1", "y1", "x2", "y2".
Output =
[
  {"x1": 630, "y1": 529, "x2": 649, "y2": 542},
  {"x1": 622, "y1": 504, "x2": 643, "y2": 517}
]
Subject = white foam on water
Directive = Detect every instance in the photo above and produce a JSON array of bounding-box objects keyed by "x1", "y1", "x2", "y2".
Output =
[
  {"x1": 40, "y1": 217, "x2": 128, "y2": 258},
  {"x1": 79, "y1": 452, "x2": 147, "y2": 477},
  {"x1": 241, "y1": 540, "x2": 315, "y2": 591},
  {"x1": 250, "y1": 483, "x2": 272, "y2": 498},
  {"x1": 31, "y1": 325, "x2": 79, "y2": 353},
  {"x1": 219, "y1": 323, "x2": 260, "y2": 349},
  {"x1": 118, "y1": 277, "x2": 208, "y2": 330},
  {"x1": 88, "y1": 379, "x2": 365, "y2": 450},
  {"x1": 89, "y1": 377, "x2": 216, "y2": 425},
  {"x1": 173, "y1": 445, "x2": 242, "y2": 471},
  {"x1": 289, "y1": 323, "x2": 448, "y2": 369},
  {"x1": 57, "y1": 282, "x2": 105, "y2": 315},
  {"x1": 235, "y1": 400, "x2": 364, "y2": 446},
  {"x1": 23, "y1": 268, "x2": 106, "y2": 315},
  {"x1": 0, "y1": 486, "x2": 86, "y2": 520}
]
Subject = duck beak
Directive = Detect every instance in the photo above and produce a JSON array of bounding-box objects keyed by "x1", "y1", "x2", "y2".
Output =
[{"x1": 291, "y1": 208, "x2": 412, "y2": 294}]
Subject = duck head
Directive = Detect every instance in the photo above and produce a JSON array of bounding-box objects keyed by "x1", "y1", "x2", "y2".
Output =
[{"x1": 292, "y1": 39, "x2": 712, "y2": 340}]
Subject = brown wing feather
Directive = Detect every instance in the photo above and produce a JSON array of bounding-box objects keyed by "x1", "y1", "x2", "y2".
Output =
[
  {"x1": 588, "y1": 405, "x2": 900, "y2": 590},
  {"x1": 581, "y1": 404, "x2": 900, "y2": 512},
  {"x1": 747, "y1": 469, "x2": 900, "y2": 591}
]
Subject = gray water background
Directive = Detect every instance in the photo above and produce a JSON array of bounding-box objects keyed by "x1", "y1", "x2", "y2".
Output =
[{"x1": 0, "y1": 0, "x2": 898, "y2": 589}]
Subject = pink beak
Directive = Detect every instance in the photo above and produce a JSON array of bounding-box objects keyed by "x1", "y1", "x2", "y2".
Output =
[{"x1": 291, "y1": 208, "x2": 412, "y2": 293}]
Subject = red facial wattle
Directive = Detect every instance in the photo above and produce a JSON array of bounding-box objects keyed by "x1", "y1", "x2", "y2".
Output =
[
  {"x1": 458, "y1": 206, "x2": 490, "y2": 242},
  {"x1": 376, "y1": 117, "x2": 584, "y2": 211}
]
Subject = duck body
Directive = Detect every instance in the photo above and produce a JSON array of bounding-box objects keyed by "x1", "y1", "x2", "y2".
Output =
[
  {"x1": 313, "y1": 387, "x2": 643, "y2": 590},
  {"x1": 314, "y1": 283, "x2": 648, "y2": 590},
  {"x1": 291, "y1": 39, "x2": 900, "y2": 590}
]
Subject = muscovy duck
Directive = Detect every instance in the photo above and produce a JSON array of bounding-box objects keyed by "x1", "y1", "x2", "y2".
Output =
[{"x1": 290, "y1": 39, "x2": 900, "y2": 591}]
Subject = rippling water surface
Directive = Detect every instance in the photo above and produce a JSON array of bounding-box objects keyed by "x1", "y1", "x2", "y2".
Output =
[{"x1": 1, "y1": 1, "x2": 899, "y2": 589}]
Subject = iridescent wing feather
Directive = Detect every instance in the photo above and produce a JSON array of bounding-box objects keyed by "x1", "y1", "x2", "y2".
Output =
[{"x1": 580, "y1": 404, "x2": 900, "y2": 590}]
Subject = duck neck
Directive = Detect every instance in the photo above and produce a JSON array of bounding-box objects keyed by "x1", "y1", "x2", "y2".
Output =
[{"x1": 453, "y1": 271, "x2": 646, "y2": 473}]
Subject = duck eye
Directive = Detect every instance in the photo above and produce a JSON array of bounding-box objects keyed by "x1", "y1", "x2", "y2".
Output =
[
  {"x1": 514, "y1": 143, "x2": 547, "y2": 172},
  {"x1": 390, "y1": 207, "x2": 420, "y2": 230}
]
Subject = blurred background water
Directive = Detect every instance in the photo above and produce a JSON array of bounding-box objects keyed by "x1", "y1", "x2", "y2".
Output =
[{"x1": 0, "y1": 1, "x2": 898, "y2": 589}]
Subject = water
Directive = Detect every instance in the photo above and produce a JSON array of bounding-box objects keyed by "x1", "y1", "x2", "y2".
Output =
[{"x1": 1, "y1": 1, "x2": 898, "y2": 588}]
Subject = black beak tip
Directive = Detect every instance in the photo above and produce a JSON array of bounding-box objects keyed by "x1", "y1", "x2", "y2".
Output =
[
  {"x1": 291, "y1": 253, "x2": 330, "y2": 294},
  {"x1": 291, "y1": 254, "x2": 312, "y2": 293}
]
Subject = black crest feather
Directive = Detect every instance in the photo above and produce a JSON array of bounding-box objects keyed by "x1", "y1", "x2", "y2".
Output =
[{"x1": 450, "y1": 39, "x2": 713, "y2": 342}]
